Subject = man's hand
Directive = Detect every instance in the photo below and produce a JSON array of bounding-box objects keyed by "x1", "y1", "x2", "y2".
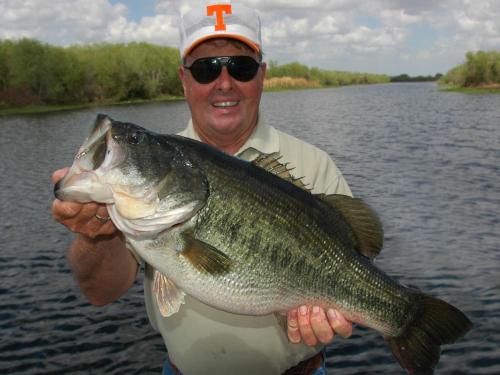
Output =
[
  {"x1": 52, "y1": 168, "x2": 116, "y2": 238},
  {"x1": 287, "y1": 306, "x2": 352, "y2": 346}
]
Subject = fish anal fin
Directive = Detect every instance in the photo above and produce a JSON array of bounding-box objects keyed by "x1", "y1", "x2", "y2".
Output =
[
  {"x1": 181, "y1": 232, "x2": 231, "y2": 275},
  {"x1": 251, "y1": 152, "x2": 310, "y2": 191},
  {"x1": 153, "y1": 270, "x2": 186, "y2": 317},
  {"x1": 318, "y1": 194, "x2": 384, "y2": 259}
]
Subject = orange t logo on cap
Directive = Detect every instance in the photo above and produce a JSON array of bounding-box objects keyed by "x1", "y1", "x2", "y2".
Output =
[{"x1": 207, "y1": 4, "x2": 232, "y2": 31}]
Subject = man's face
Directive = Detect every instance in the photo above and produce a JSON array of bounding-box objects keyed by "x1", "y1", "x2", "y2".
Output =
[{"x1": 179, "y1": 39, "x2": 266, "y2": 143}]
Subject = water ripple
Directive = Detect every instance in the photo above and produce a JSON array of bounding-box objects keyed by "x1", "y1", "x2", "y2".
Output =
[{"x1": 1, "y1": 83, "x2": 499, "y2": 373}]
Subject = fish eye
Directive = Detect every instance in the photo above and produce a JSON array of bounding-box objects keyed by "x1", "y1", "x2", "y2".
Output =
[{"x1": 127, "y1": 131, "x2": 145, "y2": 145}]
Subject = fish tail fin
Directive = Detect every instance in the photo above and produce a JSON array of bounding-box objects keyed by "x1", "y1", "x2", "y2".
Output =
[{"x1": 387, "y1": 294, "x2": 472, "y2": 374}]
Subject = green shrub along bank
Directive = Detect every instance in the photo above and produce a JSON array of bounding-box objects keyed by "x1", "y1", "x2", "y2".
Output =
[
  {"x1": 0, "y1": 39, "x2": 390, "y2": 112},
  {"x1": 0, "y1": 39, "x2": 183, "y2": 109},
  {"x1": 440, "y1": 50, "x2": 500, "y2": 89},
  {"x1": 266, "y1": 60, "x2": 390, "y2": 87},
  {"x1": 390, "y1": 73, "x2": 442, "y2": 82}
]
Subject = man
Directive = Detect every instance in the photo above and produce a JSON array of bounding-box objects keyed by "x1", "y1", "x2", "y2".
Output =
[{"x1": 52, "y1": 2, "x2": 352, "y2": 374}]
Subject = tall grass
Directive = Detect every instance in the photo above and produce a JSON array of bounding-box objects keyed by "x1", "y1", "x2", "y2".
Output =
[
  {"x1": 265, "y1": 60, "x2": 390, "y2": 89},
  {"x1": 0, "y1": 39, "x2": 390, "y2": 110},
  {"x1": 0, "y1": 39, "x2": 183, "y2": 108},
  {"x1": 264, "y1": 77, "x2": 321, "y2": 90},
  {"x1": 440, "y1": 50, "x2": 500, "y2": 88}
]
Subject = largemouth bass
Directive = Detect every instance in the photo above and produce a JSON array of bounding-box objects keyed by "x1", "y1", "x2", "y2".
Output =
[{"x1": 55, "y1": 115, "x2": 472, "y2": 374}]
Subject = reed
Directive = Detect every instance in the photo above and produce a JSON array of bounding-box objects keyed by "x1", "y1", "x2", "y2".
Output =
[
  {"x1": 439, "y1": 50, "x2": 500, "y2": 89},
  {"x1": 264, "y1": 77, "x2": 321, "y2": 91}
]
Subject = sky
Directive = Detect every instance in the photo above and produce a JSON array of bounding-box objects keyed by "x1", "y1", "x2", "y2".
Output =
[{"x1": 1, "y1": 0, "x2": 499, "y2": 76}]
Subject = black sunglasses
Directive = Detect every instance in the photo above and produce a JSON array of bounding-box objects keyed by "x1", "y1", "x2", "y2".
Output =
[{"x1": 183, "y1": 56, "x2": 261, "y2": 84}]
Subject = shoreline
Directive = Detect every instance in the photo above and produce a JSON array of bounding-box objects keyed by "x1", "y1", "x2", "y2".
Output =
[
  {"x1": 0, "y1": 86, "x2": 340, "y2": 116},
  {"x1": 439, "y1": 83, "x2": 500, "y2": 94},
  {"x1": 0, "y1": 95, "x2": 184, "y2": 117},
  {"x1": 3, "y1": 81, "x2": 499, "y2": 117},
  {"x1": 0, "y1": 76, "x2": 390, "y2": 116}
]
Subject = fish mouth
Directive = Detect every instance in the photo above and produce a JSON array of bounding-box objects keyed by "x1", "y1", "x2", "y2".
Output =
[{"x1": 54, "y1": 114, "x2": 126, "y2": 203}]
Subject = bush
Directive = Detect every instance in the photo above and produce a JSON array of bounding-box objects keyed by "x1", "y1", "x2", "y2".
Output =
[
  {"x1": 0, "y1": 39, "x2": 183, "y2": 107},
  {"x1": 0, "y1": 87, "x2": 41, "y2": 106},
  {"x1": 264, "y1": 77, "x2": 321, "y2": 90},
  {"x1": 266, "y1": 61, "x2": 389, "y2": 87},
  {"x1": 441, "y1": 50, "x2": 500, "y2": 87}
]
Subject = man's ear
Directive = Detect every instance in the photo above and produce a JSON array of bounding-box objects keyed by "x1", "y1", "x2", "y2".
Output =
[
  {"x1": 260, "y1": 62, "x2": 267, "y2": 76},
  {"x1": 178, "y1": 66, "x2": 188, "y2": 96},
  {"x1": 258, "y1": 62, "x2": 267, "y2": 88}
]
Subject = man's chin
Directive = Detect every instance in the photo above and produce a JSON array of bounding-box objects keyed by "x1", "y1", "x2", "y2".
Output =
[{"x1": 208, "y1": 115, "x2": 245, "y2": 133}]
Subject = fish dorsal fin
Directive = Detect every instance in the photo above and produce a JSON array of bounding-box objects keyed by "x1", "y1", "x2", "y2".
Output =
[
  {"x1": 153, "y1": 270, "x2": 186, "y2": 317},
  {"x1": 318, "y1": 194, "x2": 384, "y2": 259},
  {"x1": 251, "y1": 152, "x2": 310, "y2": 191},
  {"x1": 180, "y1": 232, "x2": 232, "y2": 275}
]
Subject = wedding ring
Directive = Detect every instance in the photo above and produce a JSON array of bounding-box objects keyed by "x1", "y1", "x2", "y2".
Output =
[{"x1": 95, "y1": 213, "x2": 111, "y2": 223}]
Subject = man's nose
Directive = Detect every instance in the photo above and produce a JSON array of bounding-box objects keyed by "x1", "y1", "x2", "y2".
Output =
[{"x1": 215, "y1": 66, "x2": 233, "y2": 91}]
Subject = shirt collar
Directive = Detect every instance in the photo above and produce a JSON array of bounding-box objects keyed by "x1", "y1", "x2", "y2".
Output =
[
  {"x1": 180, "y1": 115, "x2": 280, "y2": 157},
  {"x1": 179, "y1": 119, "x2": 201, "y2": 141}
]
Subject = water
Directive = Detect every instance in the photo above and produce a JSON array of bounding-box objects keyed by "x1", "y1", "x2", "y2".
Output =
[{"x1": 1, "y1": 83, "x2": 499, "y2": 374}]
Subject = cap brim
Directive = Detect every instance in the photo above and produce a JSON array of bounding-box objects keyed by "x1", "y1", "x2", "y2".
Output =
[{"x1": 183, "y1": 34, "x2": 260, "y2": 59}]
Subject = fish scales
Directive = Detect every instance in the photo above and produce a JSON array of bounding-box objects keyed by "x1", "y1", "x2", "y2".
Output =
[
  {"x1": 54, "y1": 115, "x2": 472, "y2": 374},
  {"x1": 178, "y1": 137, "x2": 417, "y2": 330}
]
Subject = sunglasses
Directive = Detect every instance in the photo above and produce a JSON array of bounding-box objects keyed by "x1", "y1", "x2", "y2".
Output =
[{"x1": 183, "y1": 56, "x2": 261, "y2": 84}]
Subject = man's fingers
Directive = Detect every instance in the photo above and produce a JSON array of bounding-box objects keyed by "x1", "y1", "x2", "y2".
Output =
[
  {"x1": 52, "y1": 199, "x2": 83, "y2": 221},
  {"x1": 287, "y1": 309, "x2": 301, "y2": 344},
  {"x1": 310, "y1": 306, "x2": 335, "y2": 344},
  {"x1": 327, "y1": 309, "x2": 353, "y2": 338},
  {"x1": 52, "y1": 199, "x2": 116, "y2": 239},
  {"x1": 96, "y1": 220, "x2": 117, "y2": 237},
  {"x1": 287, "y1": 306, "x2": 353, "y2": 346},
  {"x1": 95, "y1": 205, "x2": 110, "y2": 219},
  {"x1": 93, "y1": 207, "x2": 116, "y2": 237},
  {"x1": 51, "y1": 167, "x2": 117, "y2": 239},
  {"x1": 297, "y1": 305, "x2": 317, "y2": 346},
  {"x1": 52, "y1": 167, "x2": 70, "y2": 184}
]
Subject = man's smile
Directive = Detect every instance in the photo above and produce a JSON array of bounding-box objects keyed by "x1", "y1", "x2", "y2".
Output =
[{"x1": 213, "y1": 101, "x2": 239, "y2": 108}]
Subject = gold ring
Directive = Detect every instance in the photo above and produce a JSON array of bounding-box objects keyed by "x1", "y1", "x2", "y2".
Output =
[{"x1": 95, "y1": 213, "x2": 110, "y2": 223}]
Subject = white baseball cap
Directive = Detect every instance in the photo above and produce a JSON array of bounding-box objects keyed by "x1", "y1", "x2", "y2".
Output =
[{"x1": 179, "y1": 1, "x2": 262, "y2": 59}]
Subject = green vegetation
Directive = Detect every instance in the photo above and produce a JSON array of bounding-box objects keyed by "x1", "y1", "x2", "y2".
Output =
[
  {"x1": 439, "y1": 50, "x2": 500, "y2": 92},
  {"x1": 264, "y1": 77, "x2": 321, "y2": 91},
  {"x1": 0, "y1": 39, "x2": 183, "y2": 111},
  {"x1": 266, "y1": 60, "x2": 390, "y2": 88},
  {"x1": 390, "y1": 73, "x2": 442, "y2": 82},
  {"x1": 0, "y1": 39, "x2": 391, "y2": 115}
]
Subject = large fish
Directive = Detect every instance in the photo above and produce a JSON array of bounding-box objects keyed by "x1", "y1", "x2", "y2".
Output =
[{"x1": 55, "y1": 114, "x2": 472, "y2": 374}]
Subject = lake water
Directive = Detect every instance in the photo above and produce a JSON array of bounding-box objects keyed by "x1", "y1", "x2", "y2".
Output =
[{"x1": 1, "y1": 83, "x2": 499, "y2": 374}]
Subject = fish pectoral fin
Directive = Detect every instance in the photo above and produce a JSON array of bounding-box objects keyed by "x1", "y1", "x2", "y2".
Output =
[
  {"x1": 180, "y1": 232, "x2": 232, "y2": 275},
  {"x1": 317, "y1": 194, "x2": 384, "y2": 259},
  {"x1": 153, "y1": 270, "x2": 186, "y2": 317}
]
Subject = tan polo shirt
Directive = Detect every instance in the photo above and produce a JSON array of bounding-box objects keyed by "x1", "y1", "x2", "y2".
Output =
[{"x1": 136, "y1": 117, "x2": 352, "y2": 375}]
